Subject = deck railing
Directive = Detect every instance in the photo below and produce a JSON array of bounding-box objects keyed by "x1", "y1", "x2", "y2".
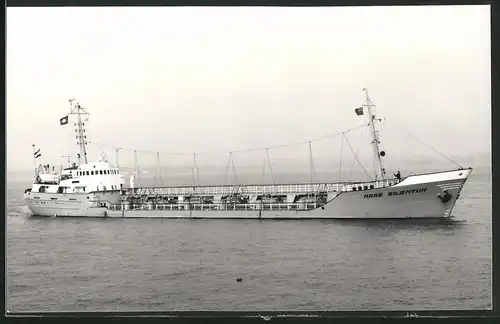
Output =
[
  {"x1": 126, "y1": 179, "x2": 396, "y2": 196},
  {"x1": 103, "y1": 202, "x2": 321, "y2": 212}
]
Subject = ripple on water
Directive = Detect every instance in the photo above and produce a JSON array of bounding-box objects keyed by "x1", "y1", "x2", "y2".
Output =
[{"x1": 6, "y1": 180, "x2": 492, "y2": 311}]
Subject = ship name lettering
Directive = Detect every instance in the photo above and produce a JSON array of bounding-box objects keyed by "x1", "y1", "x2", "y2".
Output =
[
  {"x1": 364, "y1": 193, "x2": 383, "y2": 199},
  {"x1": 388, "y1": 188, "x2": 427, "y2": 196}
]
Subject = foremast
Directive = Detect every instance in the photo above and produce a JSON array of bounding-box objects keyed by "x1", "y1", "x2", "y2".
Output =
[
  {"x1": 362, "y1": 88, "x2": 386, "y2": 180},
  {"x1": 68, "y1": 99, "x2": 89, "y2": 166}
]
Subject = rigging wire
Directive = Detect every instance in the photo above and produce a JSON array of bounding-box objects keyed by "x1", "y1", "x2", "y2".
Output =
[
  {"x1": 85, "y1": 122, "x2": 379, "y2": 185},
  {"x1": 260, "y1": 150, "x2": 268, "y2": 184},
  {"x1": 86, "y1": 123, "x2": 368, "y2": 157},
  {"x1": 348, "y1": 125, "x2": 366, "y2": 179},
  {"x1": 266, "y1": 148, "x2": 276, "y2": 185},
  {"x1": 134, "y1": 150, "x2": 143, "y2": 187},
  {"x1": 192, "y1": 153, "x2": 199, "y2": 186},
  {"x1": 344, "y1": 132, "x2": 372, "y2": 181},
  {"x1": 224, "y1": 153, "x2": 232, "y2": 185},
  {"x1": 231, "y1": 153, "x2": 240, "y2": 185},
  {"x1": 338, "y1": 133, "x2": 344, "y2": 182},
  {"x1": 309, "y1": 141, "x2": 317, "y2": 183},
  {"x1": 384, "y1": 119, "x2": 463, "y2": 169},
  {"x1": 223, "y1": 152, "x2": 240, "y2": 185},
  {"x1": 153, "y1": 152, "x2": 163, "y2": 188}
]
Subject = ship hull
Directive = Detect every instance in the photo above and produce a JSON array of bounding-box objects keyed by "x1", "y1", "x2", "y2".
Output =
[{"x1": 24, "y1": 169, "x2": 471, "y2": 219}]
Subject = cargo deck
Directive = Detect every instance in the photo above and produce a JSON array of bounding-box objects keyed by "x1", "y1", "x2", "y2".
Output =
[{"x1": 125, "y1": 179, "x2": 398, "y2": 196}]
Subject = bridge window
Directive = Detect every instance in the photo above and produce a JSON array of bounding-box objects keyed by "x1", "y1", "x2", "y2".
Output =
[
  {"x1": 99, "y1": 170, "x2": 103, "y2": 175},
  {"x1": 91, "y1": 171, "x2": 95, "y2": 175},
  {"x1": 86, "y1": 171, "x2": 90, "y2": 176}
]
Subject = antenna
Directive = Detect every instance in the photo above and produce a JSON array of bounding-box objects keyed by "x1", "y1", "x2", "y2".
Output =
[
  {"x1": 61, "y1": 155, "x2": 72, "y2": 165},
  {"x1": 116, "y1": 147, "x2": 121, "y2": 169},
  {"x1": 363, "y1": 88, "x2": 386, "y2": 180}
]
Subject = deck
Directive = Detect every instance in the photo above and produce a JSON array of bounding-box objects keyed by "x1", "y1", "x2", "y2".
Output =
[
  {"x1": 125, "y1": 179, "x2": 397, "y2": 196},
  {"x1": 105, "y1": 201, "x2": 323, "y2": 212}
]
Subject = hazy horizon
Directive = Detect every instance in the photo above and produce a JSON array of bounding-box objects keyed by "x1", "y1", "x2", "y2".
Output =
[{"x1": 7, "y1": 6, "x2": 491, "y2": 175}]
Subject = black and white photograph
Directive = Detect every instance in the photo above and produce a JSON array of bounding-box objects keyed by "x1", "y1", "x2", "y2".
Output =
[{"x1": 6, "y1": 5, "x2": 491, "y2": 312}]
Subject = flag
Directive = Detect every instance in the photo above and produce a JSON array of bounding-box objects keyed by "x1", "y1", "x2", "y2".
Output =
[
  {"x1": 60, "y1": 115, "x2": 69, "y2": 125},
  {"x1": 34, "y1": 148, "x2": 41, "y2": 159},
  {"x1": 354, "y1": 107, "x2": 364, "y2": 116}
]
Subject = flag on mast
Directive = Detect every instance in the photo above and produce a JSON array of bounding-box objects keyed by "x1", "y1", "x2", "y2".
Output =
[
  {"x1": 34, "y1": 148, "x2": 41, "y2": 159},
  {"x1": 60, "y1": 115, "x2": 69, "y2": 125},
  {"x1": 354, "y1": 107, "x2": 364, "y2": 116}
]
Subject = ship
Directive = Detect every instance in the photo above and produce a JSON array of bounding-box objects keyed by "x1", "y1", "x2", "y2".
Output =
[{"x1": 23, "y1": 90, "x2": 472, "y2": 219}]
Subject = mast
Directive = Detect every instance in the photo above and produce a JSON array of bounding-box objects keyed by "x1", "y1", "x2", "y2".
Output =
[
  {"x1": 32, "y1": 144, "x2": 37, "y2": 179},
  {"x1": 116, "y1": 147, "x2": 121, "y2": 169},
  {"x1": 68, "y1": 99, "x2": 89, "y2": 166},
  {"x1": 363, "y1": 88, "x2": 386, "y2": 180}
]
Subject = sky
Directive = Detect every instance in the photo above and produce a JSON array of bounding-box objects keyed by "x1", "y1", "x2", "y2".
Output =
[{"x1": 6, "y1": 5, "x2": 491, "y2": 177}]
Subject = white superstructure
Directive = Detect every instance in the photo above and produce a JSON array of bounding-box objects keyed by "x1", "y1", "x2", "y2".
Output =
[{"x1": 24, "y1": 100, "x2": 125, "y2": 217}]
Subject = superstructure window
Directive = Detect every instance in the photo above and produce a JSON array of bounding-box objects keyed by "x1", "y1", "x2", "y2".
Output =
[
  {"x1": 86, "y1": 171, "x2": 89, "y2": 176},
  {"x1": 91, "y1": 171, "x2": 95, "y2": 175},
  {"x1": 100, "y1": 170, "x2": 103, "y2": 175}
]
